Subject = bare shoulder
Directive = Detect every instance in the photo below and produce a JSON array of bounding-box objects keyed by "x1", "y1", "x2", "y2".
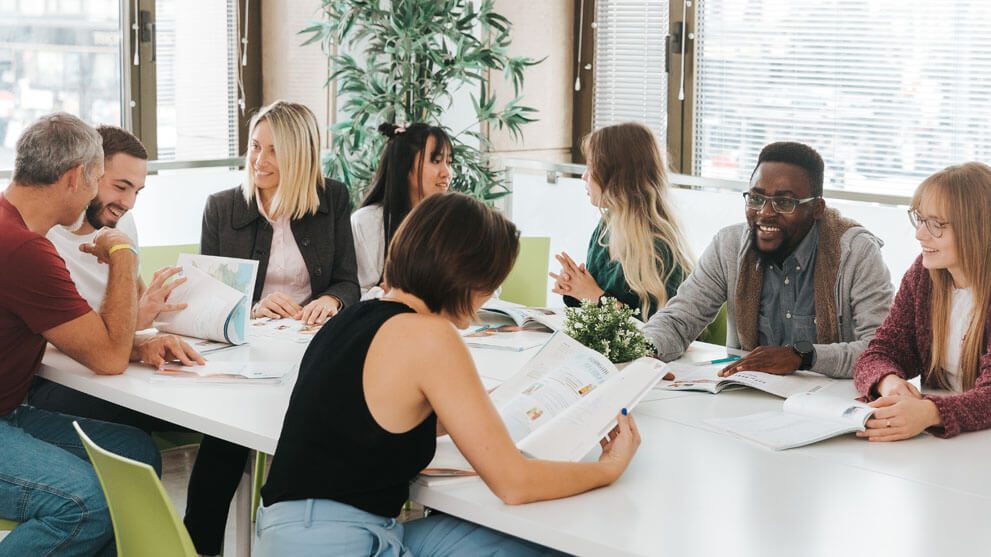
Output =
[{"x1": 376, "y1": 312, "x2": 464, "y2": 354}]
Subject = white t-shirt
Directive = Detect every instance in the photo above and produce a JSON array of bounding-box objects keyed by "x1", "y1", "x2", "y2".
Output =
[
  {"x1": 350, "y1": 203, "x2": 386, "y2": 299},
  {"x1": 941, "y1": 286, "x2": 974, "y2": 393},
  {"x1": 46, "y1": 211, "x2": 140, "y2": 312}
]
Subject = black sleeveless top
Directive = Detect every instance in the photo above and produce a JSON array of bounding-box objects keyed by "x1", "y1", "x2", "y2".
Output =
[{"x1": 261, "y1": 300, "x2": 437, "y2": 517}]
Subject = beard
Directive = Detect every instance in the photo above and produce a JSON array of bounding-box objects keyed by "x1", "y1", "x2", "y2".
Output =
[
  {"x1": 749, "y1": 224, "x2": 792, "y2": 266},
  {"x1": 84, "y1": 199, "x2": 117, "y2": 230}
]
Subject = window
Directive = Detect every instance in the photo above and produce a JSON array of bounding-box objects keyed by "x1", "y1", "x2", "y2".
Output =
[
  {"x1": 582, "y1": 0, "x2": 991, "y2": 199},
  {"x1": 0, "y1": 0, "x2": 122, "y2": 168},
  {"x1": 0, "y1": 0, "x2": 249, "y2": 169},
  {"x1": 693, "y1": 0, "x2": 991, "y2": 196}
]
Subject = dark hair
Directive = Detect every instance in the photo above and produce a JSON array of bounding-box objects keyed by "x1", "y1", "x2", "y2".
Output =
[
  {"x1": 385, "y1": 192, "x2": 519, "y2": 318},
  {"x1": 97, "y1": 125, "x2": 148, "y2": 160},
  {"x1": 751, "y1": 142, "x2": 824, "y2": 196},
  {"x1": 361, "y1": 122, "x2": 454, "y2": 276}
]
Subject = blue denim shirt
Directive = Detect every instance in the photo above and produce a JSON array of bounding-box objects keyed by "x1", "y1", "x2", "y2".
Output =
[{"x1": 758, "y1": 222, "x2": 818, "y2": 346}]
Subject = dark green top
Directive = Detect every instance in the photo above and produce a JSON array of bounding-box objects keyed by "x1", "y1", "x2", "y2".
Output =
[{"x1": 564, "y1": 219, "x2": 687, "y2": 320}]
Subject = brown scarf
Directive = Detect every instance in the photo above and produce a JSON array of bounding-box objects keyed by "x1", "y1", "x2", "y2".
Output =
[{"x1": 735, "y1": 208, "x2": 861, "y2": 350}]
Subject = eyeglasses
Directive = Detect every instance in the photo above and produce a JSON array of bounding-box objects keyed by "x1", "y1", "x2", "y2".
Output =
[
  {"x1": 743, "y1": 191, "x2": 818, "y2": 214},
  {"x1": 907, "y1": 209, "x2": 951, "y2": 238}
]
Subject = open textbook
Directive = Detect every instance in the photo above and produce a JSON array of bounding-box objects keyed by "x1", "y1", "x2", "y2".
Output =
[
  {"x1": 660, "y1": 361, "x2": 834, "y2": 398},
  {"x1": 705, "y1": 392, "x2": 876, "y2": 450},
  {"x1": 152, "y1": 360, "x2": 294, "y2": 384},
  {"x1": 421, "y1": 331, "x2": 666, "y2": 479},
  {"x1": 155, "y1": 254, "x2": 258, "y2": 345},
  {"x1": 460, "y1": 324, "x2": 551, "y2": 352},
  {"x1": 477, "y1": 299, "x2": 566, "y2": 331}
]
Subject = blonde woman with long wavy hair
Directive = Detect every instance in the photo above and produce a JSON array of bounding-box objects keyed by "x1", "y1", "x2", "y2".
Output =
[
  {"x1": 855, "y1": 162, "x2": 991, "y2": 441},
  {"x1": 551, "y1": 122, "x2": 694, "y2": 320}
]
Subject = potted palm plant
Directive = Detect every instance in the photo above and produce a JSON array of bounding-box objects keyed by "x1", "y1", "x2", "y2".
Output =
[{"x1": 302, "y1": 0, "x2": 542, "y2": 206}]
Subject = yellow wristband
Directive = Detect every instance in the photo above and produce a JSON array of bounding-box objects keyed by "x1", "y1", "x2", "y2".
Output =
[{"x1": 108, "y1": 244, "x2": 138, "y2": 257}]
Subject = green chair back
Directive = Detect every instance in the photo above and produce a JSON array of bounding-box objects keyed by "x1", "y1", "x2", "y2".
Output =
[
  {"x1": 73, "y1": 422, "x2": 197, "y2": 557},
  {"x1": 499, "y1": 237, "x2": 551, "y2": 307},
  {"x1": 138, "y1": 244, "x2": 200, "y2": 285},
  {"x1": 0, "y1": 518, "x2": 17, "y2": 530},
  {"x1": 696, "y1": 303, "x2": 728, "y2": 346}
]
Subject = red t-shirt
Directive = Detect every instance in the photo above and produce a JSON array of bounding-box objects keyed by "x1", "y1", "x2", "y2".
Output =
[{"x1": 0, "y1": 194, "x2": 92, "y2": 415}]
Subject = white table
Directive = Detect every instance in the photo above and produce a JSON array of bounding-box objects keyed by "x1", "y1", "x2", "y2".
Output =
[{"x1": 40, "y1": 341, "x2": 991, "y2": 557}]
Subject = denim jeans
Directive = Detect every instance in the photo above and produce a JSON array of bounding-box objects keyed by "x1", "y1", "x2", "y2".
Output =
[
  {"x1": 0, "y1": 404, "x2": 162, "y2": 556},
  {"x1": 254, "y1": 498, "x2": 556, "y2": 556}
]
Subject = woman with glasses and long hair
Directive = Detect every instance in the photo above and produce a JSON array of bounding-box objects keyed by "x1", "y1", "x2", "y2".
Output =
[
  {"x1": 255, "y1": 193, "x2": 641, "y2": 555},
  {"x1": 351, "y1": 123, "x2": 453, "y2": 299},
  {"x1": 550, "y1": 122, "x2": 694, "y2": 320},
  {"x1": 854, "y1": 162, "x2": 991, "y2": 440}
]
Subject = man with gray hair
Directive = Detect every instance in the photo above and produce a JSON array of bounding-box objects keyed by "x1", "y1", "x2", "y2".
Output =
[{"x1": 0, "y1": 113, "x2": 165, "y2": 554}]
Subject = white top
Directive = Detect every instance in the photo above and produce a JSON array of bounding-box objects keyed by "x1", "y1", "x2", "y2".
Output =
[
  {"x1": 257, "y1": 198, "x2": 312, "y2": 305},
  {"x1": 941, "y1": 286, "x2": 974, "y2": 393},
  {"x1": 350, "y1": 203, "x2": 386, "y2": 299},
  {"x1": 46, "y1": 211, "x2": 140, "y2": 312}
]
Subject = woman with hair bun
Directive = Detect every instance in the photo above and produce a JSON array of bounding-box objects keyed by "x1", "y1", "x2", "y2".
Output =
[{"x1": 351, "y1": 122, "x2": 453, "y2": 298}]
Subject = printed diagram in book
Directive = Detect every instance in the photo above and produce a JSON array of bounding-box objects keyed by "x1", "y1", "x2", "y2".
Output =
[{"x1": 249, "y1": 317, "x2": 323, "y2": 343}]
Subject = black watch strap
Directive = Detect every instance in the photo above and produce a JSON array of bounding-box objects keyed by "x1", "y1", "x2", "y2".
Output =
[{"x1": 792, "y1": 341, "x2": 815, "y2": 369}]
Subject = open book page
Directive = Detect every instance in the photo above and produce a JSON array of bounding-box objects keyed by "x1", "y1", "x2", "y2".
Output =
[
  {"x1": 422, "y1": 332, "x2": 665, "y2": 478},
  {"x1": 459, "y1": 324, "x2": 551, "y2": 352},
  {"x1": 706, "y1": 394, "x2": 875, "y2": 450},
  {"x1": 175, "y1": 253, "x2": 259, "y2": 344},
  {"x1": 661, "y1": 362, "x2": 834, "y2": 398},
  {"x1": 479, "y1": 299, "x2": 566, "y2": 331},
  {"x1": 248, "y1": 317, "x2": 323, "y2": 343},
  {"x1": 152, "y1": 360, "x2": 294, "y2": 384},
  {"x1": 155, "y1": 266, "x2": 246, "y2": 344}
]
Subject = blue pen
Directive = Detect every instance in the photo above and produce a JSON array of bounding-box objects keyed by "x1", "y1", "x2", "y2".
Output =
[
  {"x1": 698, "y1": 356, "x2": 740, "y2": 365},
  {"x1": 473, "y1": 325, "x2": 492, "y2": 333}
]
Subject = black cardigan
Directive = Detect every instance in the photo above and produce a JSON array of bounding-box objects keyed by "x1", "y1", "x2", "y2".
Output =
[{"x1": 200, "y1": 179, "x2": 360, "y2": 307}]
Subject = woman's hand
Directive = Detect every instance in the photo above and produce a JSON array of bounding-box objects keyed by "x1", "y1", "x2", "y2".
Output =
[
  {"x1": 598, "y1": 410, "x2": 641, "y2": 480},
  {"x1": 252, "y1": 292, "x2": 302, "y2": 319},
  {"x1": 549, "y1": 251, "x2": 604, "y2": 302},
  {"x1": 137, "y1": 266, "x2": 188, "y2": 329},
  {"x1": 877, "y1": 373, "x2": 922, "y2": 399},
  {"x1": 856, "y1": 395, "x2": 942, "y2": 442},
  {"x1": 297, "y1": 295, "x2": 341, "y2": 325}
]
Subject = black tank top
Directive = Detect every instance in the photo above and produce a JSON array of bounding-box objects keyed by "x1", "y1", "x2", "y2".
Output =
[{"x1": 261, "y1": 300, "x2": 437, "y2": 517}]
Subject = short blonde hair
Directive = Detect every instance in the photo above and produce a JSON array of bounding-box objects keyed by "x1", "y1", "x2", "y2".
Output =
[{"x1": 242, "y1": 100, "x2": 324, "y2": 219}]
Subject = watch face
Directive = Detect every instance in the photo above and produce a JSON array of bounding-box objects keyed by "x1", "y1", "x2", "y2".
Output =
[{"x1": 794, "y1": 340, "x2": 814, "y2": 354}]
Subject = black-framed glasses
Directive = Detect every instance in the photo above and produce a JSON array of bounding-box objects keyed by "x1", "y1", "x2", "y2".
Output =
[
  {"x1": 743, "y1": 191, "x2": 818, "y2": 214},
  {"x1": 907, "y1": 209, "x2": 951, "y2": 238}
]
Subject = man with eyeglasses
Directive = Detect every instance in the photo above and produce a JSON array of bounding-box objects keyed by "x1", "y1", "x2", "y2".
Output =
[{"x1": 644, "y1": 142, "x2": 894, "y2": 378}]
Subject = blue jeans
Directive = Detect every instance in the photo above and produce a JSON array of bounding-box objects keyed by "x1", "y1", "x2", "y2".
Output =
[
  {"x1": 254, "y1": 498, "x2": 557, "y2": 556},
  {"x1": 0, "y1": 404, "x2": 162, "y2": 556}
]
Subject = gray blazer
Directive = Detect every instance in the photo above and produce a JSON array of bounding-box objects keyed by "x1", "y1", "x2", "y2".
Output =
[{"x1": 200, "y1": 179, "x2": 360, "y2": 307}]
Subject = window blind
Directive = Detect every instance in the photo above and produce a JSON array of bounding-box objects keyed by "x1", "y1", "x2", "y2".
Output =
[
  {"x1": 694, "y1": 0, "x2": 991, "y2": 196},
  {"x1": 593, "y1": 0, "x2": 669, "y2": 138}
]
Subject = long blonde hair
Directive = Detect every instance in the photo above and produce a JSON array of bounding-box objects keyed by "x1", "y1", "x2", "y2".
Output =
[
  {"x1": 242, "y1": 100, "x2": 324, "y2": 220},
  {"x1": 912, "y1": 162, "x2": 991, "y2": 391},
  {"x1": 583, "y1": 122, "x2": 695, "y2": 317}
]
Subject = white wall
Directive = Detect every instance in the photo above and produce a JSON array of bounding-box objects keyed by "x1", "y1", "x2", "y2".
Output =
[
  {"x1": 510, "y1": 171, "x2": 918, "y2": 306},
  {"x1": 131, "y1": 168, "x2": 242, "y2": 247}
]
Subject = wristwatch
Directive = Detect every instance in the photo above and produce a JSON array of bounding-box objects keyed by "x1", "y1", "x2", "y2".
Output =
[{"x1": 792, "y1": 340, "x2": 816, "y2": 370}]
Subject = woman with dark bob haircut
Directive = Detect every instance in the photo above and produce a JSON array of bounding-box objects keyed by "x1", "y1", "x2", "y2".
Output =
[{"x1": 256, "y1": 193, "x2": 642, "y2": 555}]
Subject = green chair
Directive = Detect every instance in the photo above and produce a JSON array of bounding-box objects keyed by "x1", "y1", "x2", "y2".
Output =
[
  {"x1": 499, "y1": 236, "x2": 551, "y2": 307},
  {"x1": 0, "y1": 519, "x2": 17, "y2": 530},
  {"x1": 251, "y1": 451, "x2": 268, "y2": 523},
  {"x1": 138, "y1": 244, "x2": 200, "y2": 284},
  {"x1": 73, "y1": 421, "x2": 197, "y2": 557},
  {"x1": 696, "y1": 303, "x2": 728, "y2": 346}
]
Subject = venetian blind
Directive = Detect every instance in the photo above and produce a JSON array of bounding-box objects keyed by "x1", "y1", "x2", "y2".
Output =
[
  {"x1": 694, "y1": 0, "x2": 991, "y2": 196},
  {"x1": 593, "y1": 0, "x2": 669, "y2": 137}
]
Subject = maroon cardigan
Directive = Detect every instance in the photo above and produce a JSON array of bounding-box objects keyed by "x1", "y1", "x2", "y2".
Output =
[{"x1": 854, "y1": 256, "x2": 991, "y2": 438}]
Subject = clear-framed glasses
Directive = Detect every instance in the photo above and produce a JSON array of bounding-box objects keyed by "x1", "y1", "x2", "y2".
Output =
[
  {"x1": 907, "y1": 209, "x2": 951, "y2": 238},
  {"x1": 743, "y1": 191, "x2": 818, "y2": 214}
]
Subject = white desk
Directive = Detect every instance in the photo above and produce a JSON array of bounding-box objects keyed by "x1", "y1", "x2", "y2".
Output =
[{"x1": 40, "y1": 341, "x2": 991, "y2": 557}]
